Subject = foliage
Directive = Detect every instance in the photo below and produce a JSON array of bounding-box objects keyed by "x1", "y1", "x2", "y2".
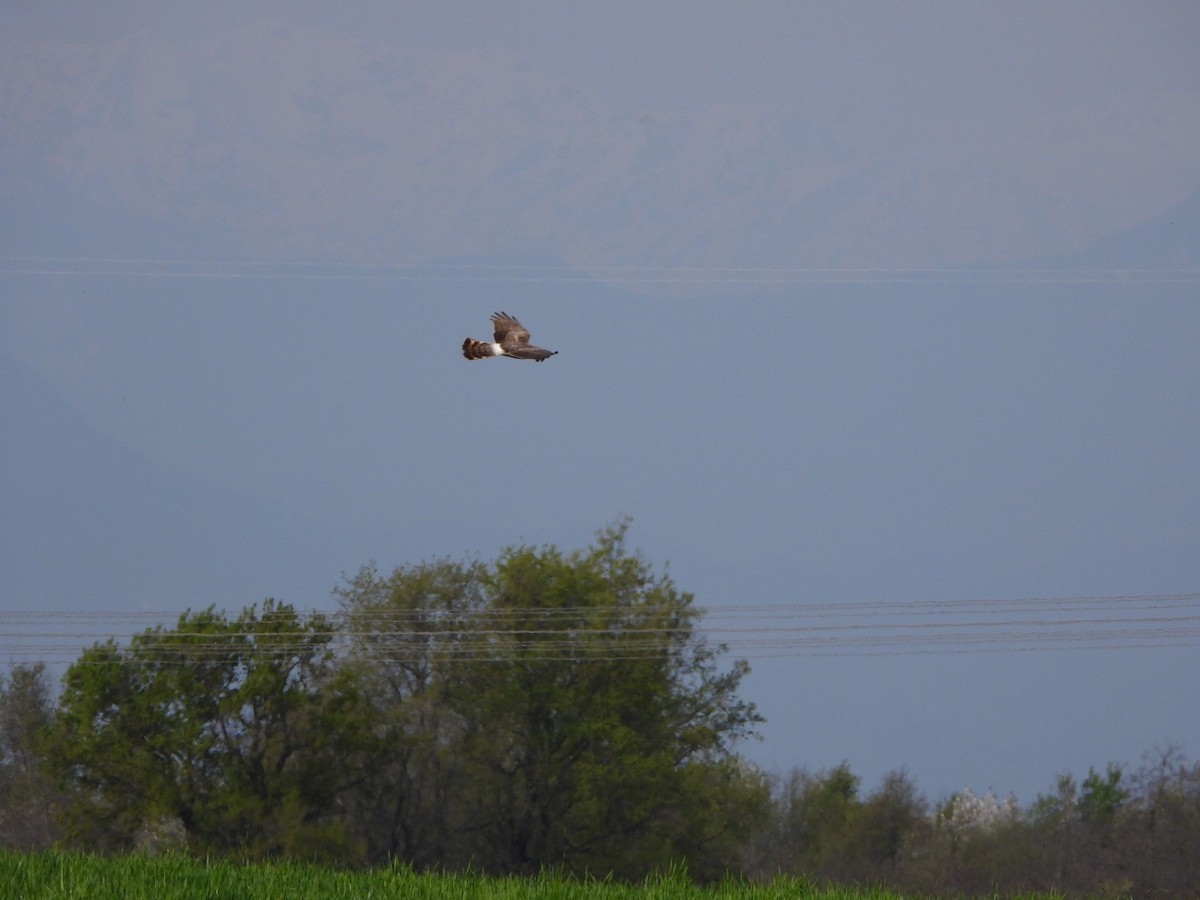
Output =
[
  {"x1": 0, "y1": 664, "x2": 59, "y2": 849},
  {"x1": 745, "y1": 751, "x2": 1200, "y2": 898},
  {"x1": 43, "y1": 601, "x2": 378, "y2": 858},
  {"x1": 1079, "y1": 764, "x2": 1126, "y2": 822},
  {"x1": 336, "y1": 521, "x2": 765, "y2": 878},
  {"x1": 747, "y1": 764, "x2": 928, "y2": 884}
]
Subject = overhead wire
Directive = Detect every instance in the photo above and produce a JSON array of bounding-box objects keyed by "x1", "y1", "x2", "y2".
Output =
[
  {"x1": 3, "y1": 593, "x2": 1197, "y2": 665},
  {"x1": 2, "y1": 255, "x2": 1198, "y2": 285}
]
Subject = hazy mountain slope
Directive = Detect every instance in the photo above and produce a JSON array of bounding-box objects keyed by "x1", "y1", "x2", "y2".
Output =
[
  {"x1": 1032, "y1": 184, "x2": 1200, "y2": 270},
  {"x1": 4, "y1": 24, "x2": 1198, "y2": 271}
]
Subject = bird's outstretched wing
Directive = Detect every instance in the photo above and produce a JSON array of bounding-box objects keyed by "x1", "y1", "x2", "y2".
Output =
[{"x1": 491, "y1": 311, "x2": 530, "y2": 347}]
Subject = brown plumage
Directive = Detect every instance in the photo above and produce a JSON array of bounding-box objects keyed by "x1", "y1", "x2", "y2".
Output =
[{"x1": 462, "y1": 311, "x2": 558, "y2": 362}]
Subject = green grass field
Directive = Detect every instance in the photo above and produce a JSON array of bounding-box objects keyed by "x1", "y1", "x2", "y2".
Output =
[{"x1": 1, "y1": 851, "x2": 1063, "y2": 899}]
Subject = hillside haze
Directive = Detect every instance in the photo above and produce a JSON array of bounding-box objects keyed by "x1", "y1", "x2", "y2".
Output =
[{"x1": 4, "y1": 22, "x2": 1199, "y2": 271}]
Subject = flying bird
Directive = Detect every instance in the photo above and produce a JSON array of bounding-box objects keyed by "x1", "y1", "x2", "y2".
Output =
[{"x1": 462, "y1": 311, "x2": 558, "y2": 362}]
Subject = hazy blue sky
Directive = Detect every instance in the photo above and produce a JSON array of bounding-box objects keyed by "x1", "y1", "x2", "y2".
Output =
[{"x1": 3, "y1": 2, "x2": 1199, "y2": 804}]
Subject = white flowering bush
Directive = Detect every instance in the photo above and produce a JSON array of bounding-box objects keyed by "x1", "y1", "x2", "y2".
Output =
[{"x1": 941, "y1": 787, "x2": 1020, "y2": 835}]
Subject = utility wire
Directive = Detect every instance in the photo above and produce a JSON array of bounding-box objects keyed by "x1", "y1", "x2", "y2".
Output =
[
  {"x1": 3, "y1": 593, "x2": 1197, "y2": 664},
  {"x1": 2, "y1": 255, "x2": 1197, "y2": 285}
]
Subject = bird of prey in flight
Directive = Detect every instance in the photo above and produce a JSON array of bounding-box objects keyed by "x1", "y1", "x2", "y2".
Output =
[{"x1": 462, "y1": 312, "x2": 558, "y2": 362}]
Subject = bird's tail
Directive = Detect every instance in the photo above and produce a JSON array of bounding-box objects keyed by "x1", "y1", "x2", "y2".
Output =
[{"x1": 462, "y1": 338, "x2": 495, "y2": 360}]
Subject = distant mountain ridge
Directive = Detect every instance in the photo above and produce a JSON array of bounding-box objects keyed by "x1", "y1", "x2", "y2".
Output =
[
  {"x1": 3, "y1": 23, "x2": 1199, "y2": 272},
  {"x1": 1031, "y1": 184, "x2": 1200, "y2": 270}
]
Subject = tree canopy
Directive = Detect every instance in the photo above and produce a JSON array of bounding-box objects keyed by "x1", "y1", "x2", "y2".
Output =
[
  {"x1": 40, "y1": 522, "x2": 764, "y2": 877},
  {"x1": 335, "y1": 521, "x2": 765, "y2": 877}
]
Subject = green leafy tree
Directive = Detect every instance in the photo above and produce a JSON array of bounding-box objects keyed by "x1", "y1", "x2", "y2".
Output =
[
  {"x1": 1124, "y1": 746, "x2": 1200, "y2": 896},
  {"x1": 853, "y1": 768, "x2": 927, "y2": 873},
  {"x1": 0, "y1": 663, "x2": 59, "y2": 849},
  {"x1": 770, "y1": 763, "x2": 862, "y2": 879},
  {"x1": 46, "y1": 601, "x2": 378, "y2": 859},
  {"x1": 338, "y1": 521, "x2": 764, "y2": 878},
  {"x1": 1079, "y1": 763, "x2": 1126, "y2": 822},
  {"x1": 752, "y1": 766, "x2": 930, "y2": 886},
  {"x1": 335, "y1": 557, "x2": 490, "y2": 868}
]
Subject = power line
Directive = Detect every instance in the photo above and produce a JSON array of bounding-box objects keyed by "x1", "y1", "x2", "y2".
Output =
[
  {"x1": 2, "y1": 255, "x2": 1197, "y2": 285},
  {"x1": 3, "y1": 593, "x2": 1197, "y2": 664}
]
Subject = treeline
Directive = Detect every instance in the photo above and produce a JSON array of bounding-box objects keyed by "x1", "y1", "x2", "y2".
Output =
[
  {"x1": 1, "y1": 524, "x2": 1197, "y2": 895},
  {"x1": 742, "y1": 754, "x2": 1200, "y2": 897}
]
